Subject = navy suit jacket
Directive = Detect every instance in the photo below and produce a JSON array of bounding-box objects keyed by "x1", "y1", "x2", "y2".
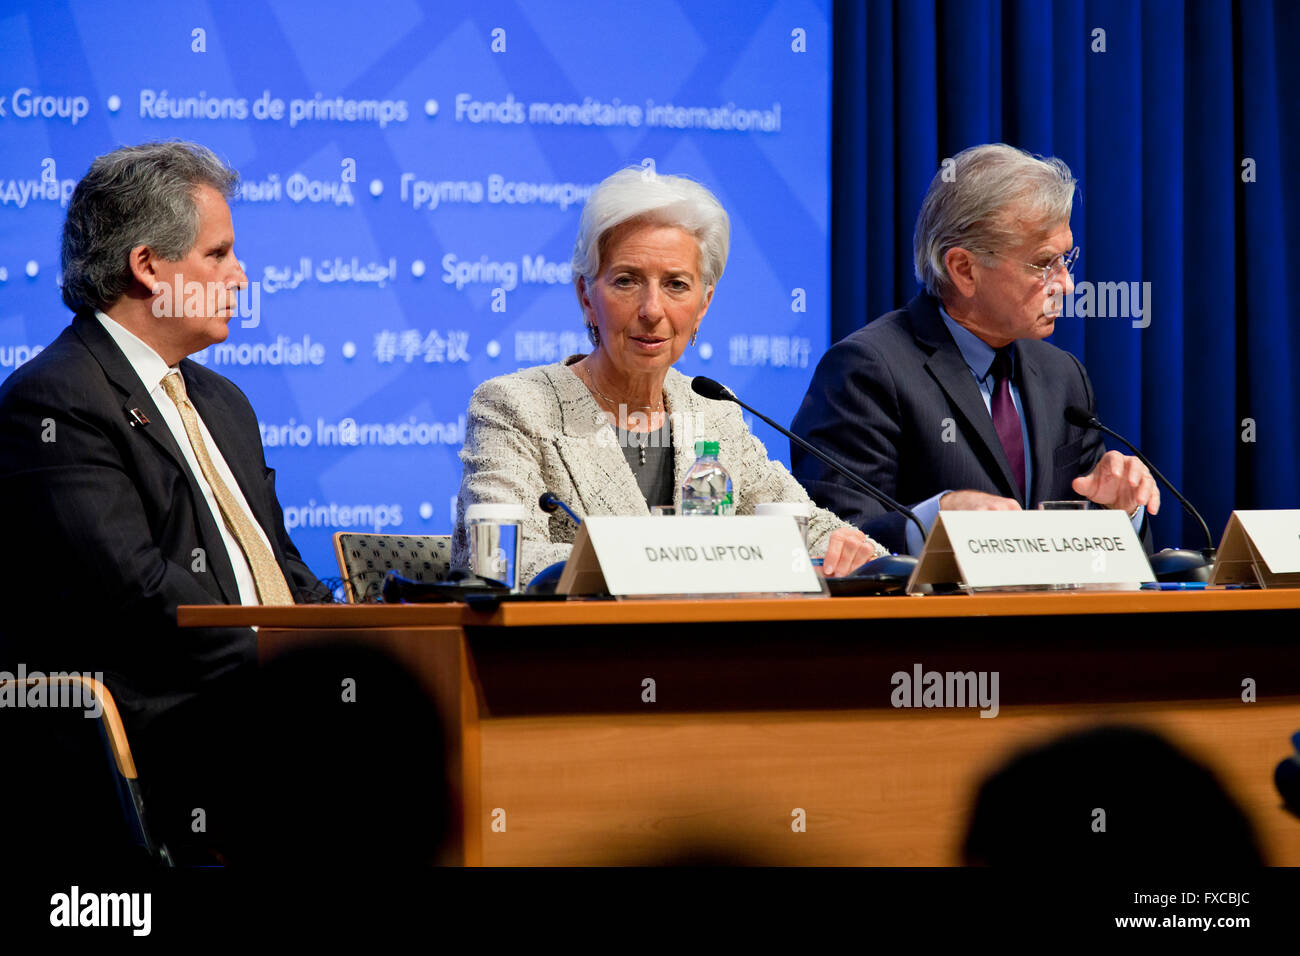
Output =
[
  {"x1": 791, "y1": 293, "x2": 1125, "y2": 554},
  {"x1": 0, "y1": 312, "x2": 324, "y2": 746}
]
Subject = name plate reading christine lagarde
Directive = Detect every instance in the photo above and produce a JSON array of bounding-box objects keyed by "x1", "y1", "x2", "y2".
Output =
[
  {"x1": 557, "y1": 515, "x2": 823, "y2": 596},
  {"x1": 909, "y1": 509, "x2": 1155, "y2": 591}
]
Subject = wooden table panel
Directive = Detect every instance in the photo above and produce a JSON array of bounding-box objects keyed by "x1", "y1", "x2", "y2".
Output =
[
  {"x1": 477, "y1": 701, "x2": 1300, "y2": 866},
  {"x1": 182, "y1": 587, "x2": 1300, "y2": 630},
  {"x1": 179, "y1": 591, "x2": 1300, "y2": 866}
]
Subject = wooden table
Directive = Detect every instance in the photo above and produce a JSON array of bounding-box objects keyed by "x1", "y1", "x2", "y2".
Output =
[{"x1": 181, "y1": 590, "x2": 1300, "y2": 866}]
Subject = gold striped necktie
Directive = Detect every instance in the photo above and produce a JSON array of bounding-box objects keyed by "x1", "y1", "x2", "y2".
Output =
[{"x1": 160, "y1": 370, "x2": 294, "y2": 606}]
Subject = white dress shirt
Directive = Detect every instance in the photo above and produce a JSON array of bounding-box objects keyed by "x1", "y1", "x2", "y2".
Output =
[{"x1": 97, "y1": 311, "x2": 271, "y2": 605}]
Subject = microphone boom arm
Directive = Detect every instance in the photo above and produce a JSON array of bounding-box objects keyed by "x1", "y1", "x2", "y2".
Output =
[
  {"x1": 723, "y1": 391, "x2": 929, "y2": 545},
  {"x1": 1087, "y1": 420, "x2": 1214, "y2": 552}
]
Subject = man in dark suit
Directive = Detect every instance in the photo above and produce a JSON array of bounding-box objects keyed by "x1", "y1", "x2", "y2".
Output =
[
  {"x1": 0, "y1": 141, "x2": 326, "y2": 858},
  {"x1": 792, "y1": 144, "x2": 1159, "y2": 555}
]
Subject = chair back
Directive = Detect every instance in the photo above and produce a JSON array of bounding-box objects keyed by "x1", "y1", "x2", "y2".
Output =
[
  {"x1": 333, "y1": 533, "x2": 453, "y2": 602},
  {"x1": 0, "y1": 674, "x2": 170, "y2": 865}
]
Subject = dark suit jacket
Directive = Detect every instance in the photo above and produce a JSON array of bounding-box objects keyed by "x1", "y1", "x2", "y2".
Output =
[
  {"x1": 0, "y1": 312, "x2": 323, "y2": 748},
  {"x1": 791, "y1": 293, "x2": 1120, "y2": 554}
]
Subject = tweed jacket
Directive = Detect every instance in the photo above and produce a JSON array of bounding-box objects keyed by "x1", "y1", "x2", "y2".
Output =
[{"x1": 453, "y1": 356, "x2": 884, "y2": 584}]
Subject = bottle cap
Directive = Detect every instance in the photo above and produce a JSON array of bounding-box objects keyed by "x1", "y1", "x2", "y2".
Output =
[{"x1": 693, "y1": 440, "x2": 720, "y2": 457}]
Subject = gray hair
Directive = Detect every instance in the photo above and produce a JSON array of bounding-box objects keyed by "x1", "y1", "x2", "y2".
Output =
[
  {"x1": 60, "y1": 140, "x2": 239, "y2": 312},
  {"x1": 571, "y1": 166, "x2": 730, "y2": 296},
  {"x1": 913, "y1": 143, "x2": 1077, "y2": 299}
]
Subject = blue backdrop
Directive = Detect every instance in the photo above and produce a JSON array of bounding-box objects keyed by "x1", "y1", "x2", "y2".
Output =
[
  {"x1": 0, "y1": 0, "x2": 830, "y2": 577},
  {"x1": 833, "y1": 0, "x2": 1300, "y2": 551},
  {"x1": 3, "y1": 0, "x2": 1296, "y2": 572}
]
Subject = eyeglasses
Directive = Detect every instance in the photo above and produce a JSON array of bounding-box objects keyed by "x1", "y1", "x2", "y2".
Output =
[{"x1": 987, "y1": 246, "x2": 1080, "y2": 284}]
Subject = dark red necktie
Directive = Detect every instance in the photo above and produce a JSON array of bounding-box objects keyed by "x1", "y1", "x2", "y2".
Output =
[{"x1": 990, "y1": 347, "x2": 1026, "y2": 501}]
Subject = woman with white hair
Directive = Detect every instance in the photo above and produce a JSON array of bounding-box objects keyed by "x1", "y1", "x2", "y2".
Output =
[{"x1": 452, "y1": 166, "x2": 885, "y2": 585}]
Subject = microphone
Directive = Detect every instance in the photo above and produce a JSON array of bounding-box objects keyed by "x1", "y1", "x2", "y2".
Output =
[
  {"x1": 690, "y1": 376, "x2": 928, "y2": 546},
  {"x1": 1064, "y1": 405, "x2": 1215, "y2": 581},
  {"x1": 534, "y1": 494, "x2": 581, "y2": 595},
  {"x1": 539, "y1": 492, "x2": 582, "y2": 527}
]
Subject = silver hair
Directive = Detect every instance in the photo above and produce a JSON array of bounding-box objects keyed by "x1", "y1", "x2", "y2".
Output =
[
  {"x1": 913, "y1": 143, "x2": 1077, "y2": 299},
  {"x1": 60, "y1": 140, "x2": 239, "y2": 312},
  {"x1": 571, "y1": 166, "x2": 730, "y2": 304}
]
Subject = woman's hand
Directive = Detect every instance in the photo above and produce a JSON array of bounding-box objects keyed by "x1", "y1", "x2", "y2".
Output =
[{"x1": 819, "y1": 526, "x2": 881, "y2": 578}]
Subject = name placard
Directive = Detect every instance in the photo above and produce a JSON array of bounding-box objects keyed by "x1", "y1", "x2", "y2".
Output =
[
  {"x1": 908, "y1": 510, "x2": 1154, "y2": 592},
  {"x1": 557, "y1": 515, "x2": 825, "y2": 597},
  {"x1": 1210, "y1": 510, "x2": 1300, "y2": 587}
]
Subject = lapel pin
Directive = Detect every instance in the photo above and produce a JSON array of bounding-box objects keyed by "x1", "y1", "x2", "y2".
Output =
[{"x1": 129, "y1": 408, "x2": 151, "y2": 427}]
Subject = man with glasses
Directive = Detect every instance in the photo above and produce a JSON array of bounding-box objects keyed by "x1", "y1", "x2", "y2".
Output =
[{"x1": 791, "y1": 143, "x2": 1157, "y2": 555}]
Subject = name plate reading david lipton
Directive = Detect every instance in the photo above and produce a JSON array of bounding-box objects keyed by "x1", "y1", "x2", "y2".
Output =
[
  {"x1": 557, "y1": 515, "x2": 824, "y2": 597},
  {"x1": 908, "y1": 510, "x2": 1154, "y2": 592}
]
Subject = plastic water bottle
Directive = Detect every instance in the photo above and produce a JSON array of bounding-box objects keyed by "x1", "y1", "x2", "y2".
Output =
[{"x1": 681, "y1": 440, "x2": 734, "y2": 515}]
